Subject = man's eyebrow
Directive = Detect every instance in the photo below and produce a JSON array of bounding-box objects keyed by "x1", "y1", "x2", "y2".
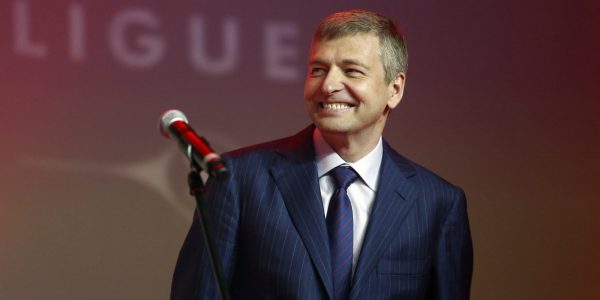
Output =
[
  {"x1": 308, "y1": 59, "x2": 370, "y2": 70},
  {"x1": 308, "y1": 59, "x2": 327, "y2": 66},
  {"x1": 341, "y1": 59, "x2": 370, "y2": 70}
]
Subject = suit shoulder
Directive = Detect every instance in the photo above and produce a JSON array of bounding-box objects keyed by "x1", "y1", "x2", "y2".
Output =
[
  {"x1": 224, "y1": 137, "x2": 286, "y2": 159},
  {"x1": 224, "y1": 135, "x2": 297, "y2": 159},
  {"x1": 395, "y1": 155, "x2": 467, "y2": 222},
  {"x1": 385, "y1": 143, "x2": 464, "y2": 195},
  {"x1": 412, "y1": 162, "x2": 463, "y2": 194},
  {"x1": 221, "y1": 126, "x2": 313, "y2": 166}
]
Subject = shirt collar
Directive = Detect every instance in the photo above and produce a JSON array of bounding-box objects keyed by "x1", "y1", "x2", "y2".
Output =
[{"x1": 313, "y1": 128, "x2": 383, "y2": 191}]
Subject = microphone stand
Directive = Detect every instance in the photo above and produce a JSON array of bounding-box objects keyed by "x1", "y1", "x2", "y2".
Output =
[{"x1": 187, "y1": 160, "x2": 232, "y2": 300}]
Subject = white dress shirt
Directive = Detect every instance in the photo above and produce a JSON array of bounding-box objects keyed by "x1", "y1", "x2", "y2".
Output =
[{"x1": 313, "y1": 128, "x2": 383, "y2": 274}]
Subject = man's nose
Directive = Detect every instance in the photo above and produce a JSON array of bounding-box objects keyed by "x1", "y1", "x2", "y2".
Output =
[{"x1": 321, "y1": 68, "x2": 344, "y2": 95}]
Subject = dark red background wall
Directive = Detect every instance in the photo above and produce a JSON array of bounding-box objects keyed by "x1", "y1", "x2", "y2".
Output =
[{"x1": 0, "y1": 1, "x2": 598, "y2": 299}]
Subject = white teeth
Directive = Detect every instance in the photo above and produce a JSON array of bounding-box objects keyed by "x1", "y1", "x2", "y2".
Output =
[{"x1": 322, "y1": 103, "x2": 351, "y2": 110}]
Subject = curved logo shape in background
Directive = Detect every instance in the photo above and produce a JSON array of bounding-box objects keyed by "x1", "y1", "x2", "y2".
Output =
[{"x1": 18, "y1": 130, "x2": 240, "y2": 220}]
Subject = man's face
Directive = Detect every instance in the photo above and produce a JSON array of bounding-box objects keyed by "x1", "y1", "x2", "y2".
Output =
[{"x1": 304, "y1": 33, "x2": 404, "y2": 139}]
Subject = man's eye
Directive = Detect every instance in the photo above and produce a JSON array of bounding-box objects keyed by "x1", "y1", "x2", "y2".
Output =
[
  {"x1": 345, "y1": 69, "x2": 363, "y2": 76},
  {"x1": 310, "y1": 67, "x2": 326, "y2": 76}
]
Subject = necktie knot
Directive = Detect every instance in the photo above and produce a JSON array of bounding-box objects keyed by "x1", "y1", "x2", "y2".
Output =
[{"x1": 330, "y1": 165, "x2": 358, "y2": 191}]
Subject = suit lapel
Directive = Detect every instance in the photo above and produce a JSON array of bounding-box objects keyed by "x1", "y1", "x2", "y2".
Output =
[
  {"x1": 349, "y1": 143, "x2": 419, "y2": 299},
  {"x1": 269, "y1": 127, "x2": 334, "y2": 299}
]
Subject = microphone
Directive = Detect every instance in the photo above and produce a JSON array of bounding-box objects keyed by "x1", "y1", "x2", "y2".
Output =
[{"x1": 159, "y1": 109, "x2": 229, "y2": 181}]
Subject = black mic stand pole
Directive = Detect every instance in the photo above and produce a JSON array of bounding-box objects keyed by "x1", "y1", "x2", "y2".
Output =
[{"x1": 187, "y1": 160, "x2": 232, "y2": 300}]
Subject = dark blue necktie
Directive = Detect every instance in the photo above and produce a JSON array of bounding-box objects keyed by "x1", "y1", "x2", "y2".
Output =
[{"x1": 326, "y1": 165, "x2": 358, "y2": 300}]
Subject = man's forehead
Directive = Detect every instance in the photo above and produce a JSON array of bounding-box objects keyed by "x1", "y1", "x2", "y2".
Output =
[
  {"x1": 311, "y1": 32, "x2": 379, "y2": 48},
  {"x1": 309, "y1": 33, "x2": 382, "y2": 60}
]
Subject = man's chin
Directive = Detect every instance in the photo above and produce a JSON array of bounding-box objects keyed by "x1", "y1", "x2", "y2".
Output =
[{"x1": 313, "y1": 120, "x2": 353, "y2": 135}]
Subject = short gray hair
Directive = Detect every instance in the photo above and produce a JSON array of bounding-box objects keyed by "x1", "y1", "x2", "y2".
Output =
[{"x1": 312, "y1": 9, "x2": 408, "y2": 84}]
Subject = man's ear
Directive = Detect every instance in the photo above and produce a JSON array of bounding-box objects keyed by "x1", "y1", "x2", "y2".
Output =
[{"x1": 387, "y1": 72, "x2": 406, "y2": 110}]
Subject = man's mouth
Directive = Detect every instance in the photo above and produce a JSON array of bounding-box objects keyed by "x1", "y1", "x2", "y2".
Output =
[{"x1": 320, "y1": 103, "x2": 354, "y2": 110}]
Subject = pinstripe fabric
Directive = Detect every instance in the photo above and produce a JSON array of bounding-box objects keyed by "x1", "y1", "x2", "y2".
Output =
[{"x1": 171, "y1": 125, "x2": 473, "y2": 300}]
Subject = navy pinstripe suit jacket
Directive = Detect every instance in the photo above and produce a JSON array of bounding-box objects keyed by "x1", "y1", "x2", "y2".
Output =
[{"x1": 171, "y1": 126, "x2": 473, "y2": 300}]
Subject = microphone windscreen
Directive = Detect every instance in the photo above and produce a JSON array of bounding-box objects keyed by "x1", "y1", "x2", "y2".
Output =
[{"x1": 159, "y1": 109, "x2": 188, "y2": 138}]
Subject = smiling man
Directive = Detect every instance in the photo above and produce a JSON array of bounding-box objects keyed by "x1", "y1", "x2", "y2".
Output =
[
  {"x1": 305, "y1": 31, "x2": 404, "y2": 163},
  {"x1": 172, "y1": 10, "x2": 473, "y2": 300}
]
